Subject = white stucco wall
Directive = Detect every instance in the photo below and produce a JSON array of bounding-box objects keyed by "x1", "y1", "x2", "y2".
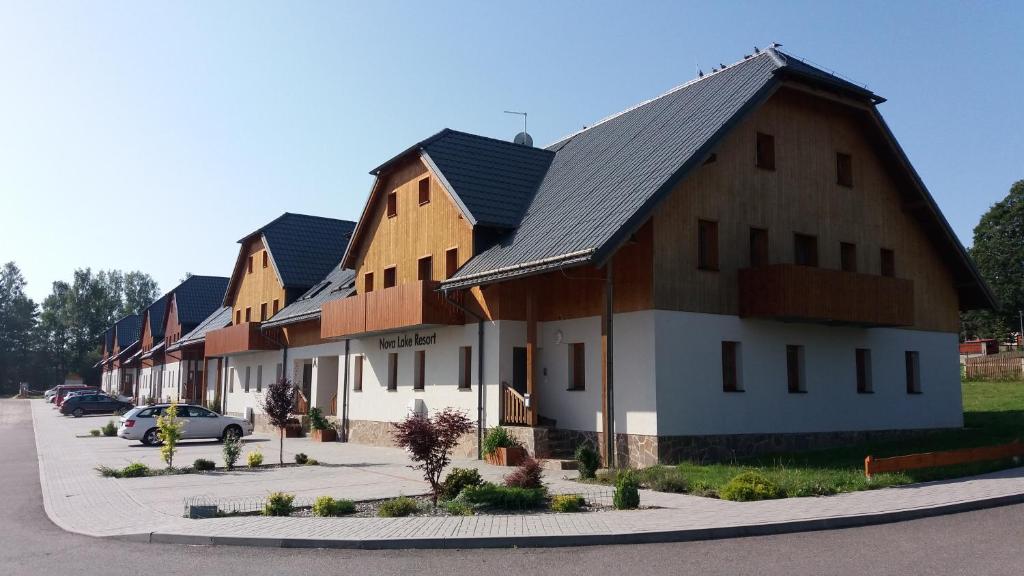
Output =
[
  {"x1": 221, "y1": 350, "x2": 284, "y2": 416},
  {"x1": 653, "y1": 310, "x2": 963, "y2": 436}
]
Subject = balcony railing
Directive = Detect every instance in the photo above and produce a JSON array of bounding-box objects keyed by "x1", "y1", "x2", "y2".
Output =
[
  {"x1": 321, "y1": 280, "x2": 464, "y2": 339},
  {"x1": 205, "y1": 322, "x2": 278, "y2": 356},
  {"x1": 738, "y1": 264, "x2": 914, "y2": 327}
]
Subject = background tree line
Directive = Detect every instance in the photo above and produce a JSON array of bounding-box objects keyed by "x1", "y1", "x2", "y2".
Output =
[{"x1": 0, "y1": 265, "x2": 159, "y2": 394}]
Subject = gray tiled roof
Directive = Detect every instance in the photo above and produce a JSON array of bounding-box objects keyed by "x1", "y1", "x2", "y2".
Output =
[
  {"x1": 168, "y1": 306, "x2": 232, "y2": 352},
  {"x1": 114, "y1": 314, "x2": 141, "y2": 349},
  {"x1": 255, "y1": 213, "x2": 356, "y2": 290},
  {"x1": 144, "y1": 294, "x2": 170, "y2": 341},
  {"x1": 262, "y1": 263, "x2": 357, "y2": 329},
  {"x1": 171, "y1": 275, "x2": 230, "y2": 327}
]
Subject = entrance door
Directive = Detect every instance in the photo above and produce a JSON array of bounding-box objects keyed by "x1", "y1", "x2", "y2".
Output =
[
  {"x1": 512, "y1": 347, "x2": 527, "y2": 395},
  {"x1": 301, "y1": 362, "x2": 313, "y2": 401}
]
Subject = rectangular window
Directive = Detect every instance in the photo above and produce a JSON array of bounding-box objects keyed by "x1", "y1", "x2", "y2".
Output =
[
  {"x1": 722, "y1": 341, "x2": 742, "y2": 392},
  {"x1": 245, "y1": 307, "x2": 252, "y2": 322},
  {"x1": 260, "y1": 303, "x2": 268, "y2": 322},
  {"x1": 749, "y1": 227, "x2": 768, "y2": 268},
  {"x1": 256, "y1": 364, "x2": 263, "y2": 392},
  {"x1": 568, "y1": 343, "x2": 586, "y2": 390},
  {"x1": 387, "y1": 191, "x2": 397, "y2": 218},
  {"x1": 881, "y1": 248, "x2": 895, "y2": 277},
  {"x1": 697, "y1": 219, "x2": 719, "y2": 271},
  {"x1": 384, "y1": 266, "x2": 397, "y2": 288},
  {"x1": 756, "y1": 132, "x2": 775, "y2": 170},
  {"x1": 387, "y1": 353, "x2": 398, "y2": 391},
  {"x1": 235, "y1": 310, "x2": 241, "y2": 325},
  {"x1": 275, "y1": 363, "x2": 282, "y2": 383},
  {"x1": 418, "y1": 177, "x2": 430, "y2": 205},
  {"x1": 856, "y1": 349, "x2": 872, "y2": 393},
  {"x1": 244, "y1": 366, "x2": 251, "y2": 393},
  {"x1": 836, "y1": 152, "x2": 853, "y2": 187},
  {"x1": 414, "y1": 350, "x2": 425, "y2": 390},
  {"x1": 786, "y1": 345, "x2": 806, "y2": 393},
  {"x1": 906, "y1": 351, "x2": 921, "y2": 394},
  {"x1": 458, "y1": 346, "x2": 472, "y2": 390},
  {"x1": 794, "y1": 234, "x2": 818, "y2": 267},
  {"x1": 445, "y1": 248, "x2": 459, "y2": 279},
  {"x1": 418, "y1": 256, "x2": 433, "y2": 282},
  {"x1": 262, "y1": 250, "x2": 269, "y2": 268},
  {"x1": 364, "y1": 272, "x2": 374, "y2": 293},
  {"x1": 841, "y1": 242, "x2": 857, "y2": 273},
  {"x1": 248, "y1": 255, "x2": 253, "y2": 273},
  {"x1": 229, "y1": 368, "x2": 235, "y2": 393},
  {"x1": 272, "y1": 299, "x2": 280, "y2": 314},
  {"x1": 353, "y1": 355, "x2": 363, "y2": 392}
]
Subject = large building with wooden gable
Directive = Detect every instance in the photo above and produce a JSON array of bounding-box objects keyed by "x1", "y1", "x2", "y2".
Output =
[
  {"x1": 205, "y1": 213, "x2": 356, "y2": 422},
  {"x1": 317, "y1": 47, "x2": 992, "y2": 466},
  {"x1": 100, "y1": 314, "x2": 141, "y2": 397}
]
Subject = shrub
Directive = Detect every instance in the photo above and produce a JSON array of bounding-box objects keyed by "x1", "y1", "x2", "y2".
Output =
[
  {"x1": 689, "y1": 480, "x2": 719, "y2": 498},
  {"x1": 306, "y1": 458, "x2": 319, "y2": 466},
  {"x1": 613, "y1": 470, "x2": 640, "y2": 509},
  {"x1": 90, "y1": 429, "x2": 100, "y2": 437},
  {"x1": 247, "y1": 450, "x2": 264, "y2": 468},
  {"x1": 504, "y1": 458, "x2": 544, "y2": 489},
  {"x1": 96, "y1": 465, "x2": 119, "y2": 477},
  {"x1": 481, "y1": 426, "x2": 521, "y2": 457},
  {"x1": 120, "y1": 462, "x2": 150, "y2": 478},
  {"x1": 444, "y1": 500, "x2": 474, "y2": 516},
  {"x1": 641, "y1": 466, "x2": 688, "y2": 493},
  {"x1": 391, "y1": 408, "x2": 474, "y2": 504},
  {"x1": 462, "y1": 482, "x2": 546, "y2": 510},
  {"x1": 156, "y1": 403, "x2": 184, "y2": 468},
  {"x1": 550, "y1": 494, "x2": 585, "y2": 513},
  {"x1": 101, "y1": 420, "x2": 118, "y2": 437},
  {"x1": 441, "y1": 467, "x2": 483, "y2": 501},
  {"x1": 312, "y1": 496, "x2": 355, "y2": 517},
  {"x1": 719, "y1": 471, "x2": 785, "y2": 502},
  {"x1": 378, "y1": 496, "x2": 420, "y2": 517},
  {"x1": 262, "y1": 492, "x2": 295, "y2": 516},
  {"x1": 308, "y1": 407, "x2": 331, "y2": 431},
  {"x1": 223, "y1": 436, "x2": 242, "y2": 470},
  {"x1": 574, "y1": 445, "x2": 600, "y2": 480},
  {"x1": 193, "y1": 458, "x2": 216, "y2": 472},
  {"x1": 294, "y1": 452, "x2": 309, "y2": 465}
]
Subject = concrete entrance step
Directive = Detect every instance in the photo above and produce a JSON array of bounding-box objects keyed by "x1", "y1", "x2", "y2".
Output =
[{"x1": 540, "y1": 458, "x2": 578, "y2": 471}]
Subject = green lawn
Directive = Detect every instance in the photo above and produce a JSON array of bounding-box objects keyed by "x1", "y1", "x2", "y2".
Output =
[{"x1": 613, "y1": 381, "x2": 1024, "y2": 499}]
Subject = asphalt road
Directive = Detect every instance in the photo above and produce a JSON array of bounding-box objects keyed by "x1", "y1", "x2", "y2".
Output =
[{"x1": 3, "y1": 399, "x2": 1023, "y2": 576}]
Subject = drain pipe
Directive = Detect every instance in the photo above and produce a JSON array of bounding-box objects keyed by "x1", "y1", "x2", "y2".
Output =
[
  {"x1": 341, "y1": 338, "x2": 350, "y2": 442},
  {"x1": 604, "y1": 261, "x2": 615, "y2": 468},
  {"x1": 443, "y1": 288, "x2": 485, "y2": 460}
]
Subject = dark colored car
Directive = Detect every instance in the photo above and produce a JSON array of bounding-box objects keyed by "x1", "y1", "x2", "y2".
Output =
[
  {"x1": 53, "y1": 385, "x2": 98, "y2": 407},
  {"x1": 60, "y1": 394, "x2": 133, "y2": 417}
]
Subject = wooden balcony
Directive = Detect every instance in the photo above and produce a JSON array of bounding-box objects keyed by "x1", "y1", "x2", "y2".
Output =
[
  {"x1": 738, "y1": 264, "x2": 914, "y2": 327},
  {"x1": 205, "y1": 322, "x2": 278, "y2": 356},
  {"x1": 322, "y1": 280, "x2": 464, "y2": 339}
]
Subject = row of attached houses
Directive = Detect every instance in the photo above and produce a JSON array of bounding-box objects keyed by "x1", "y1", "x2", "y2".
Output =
[{"x1": 96, "y1": 48, "x2": 994, "y2": 466}]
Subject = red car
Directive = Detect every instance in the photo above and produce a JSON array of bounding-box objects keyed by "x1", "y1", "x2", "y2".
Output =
[{"x1": 53, "y1": 385, "x2": 98, "y2": 407}]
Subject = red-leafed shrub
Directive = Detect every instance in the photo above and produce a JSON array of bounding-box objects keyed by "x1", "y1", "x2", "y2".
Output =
[
  {"x1": 392, "y1": 408, "x2": 474, "y2": 504},
  {"x1": 504, "y1": 457, "x2": 544, "y2": 489},
  {"x1": 259, "y1": 378, "x2": 297, "y2": 466}
]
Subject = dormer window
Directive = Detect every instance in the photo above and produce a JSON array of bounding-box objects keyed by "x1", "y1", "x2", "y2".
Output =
[
  {"x1": 387, "y1": 191, "x2": 398, "y2": 218},
  {"x1": 247, "y1": 256, "x2": 254, "y2": 274},
  {"x1": 262, "y1": 251, "x2": 269, "y2": 268},
  {"x1": 418, "y1": 177, "x2": 430, "y2": 205}
]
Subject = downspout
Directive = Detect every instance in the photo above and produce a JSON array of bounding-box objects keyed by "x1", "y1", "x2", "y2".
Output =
[
  {"x1": 221, "y1": 356, "x2": 230, "y2": 414},
  {"x1": 443, "y1": 289, "x2": 485, "y2": 460},
  {"x1": 341, "y1": 339, "x2": 350, "y2": 441},
  {"x1": 605, "y1": 261, "x2": 615, "y2": 468}
]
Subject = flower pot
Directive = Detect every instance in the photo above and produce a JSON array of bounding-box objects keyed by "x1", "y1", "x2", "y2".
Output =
[
  {"x1": 311, "y1": 428, "x2": 337, "y2": 442},
  {"x1": 284, "y1": 421, "x2": 303, "y2": 438},
  {"x1": 485, "y1": 446, "x2": 528, "y2": 466}
]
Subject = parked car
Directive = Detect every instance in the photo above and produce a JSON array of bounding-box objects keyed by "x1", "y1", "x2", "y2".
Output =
[
  {"x1": 60, "y1": 394, "x2": 134, "y2": 417},
  {"x1": 118, "y1": 404, "x2": 253, "y2": 445},
  {"x1": 53, "y1": 385, "x2": 97, "y2": 407},
  {"x1": 44, "y1": 387, "x2": 59, "y2": 402}
]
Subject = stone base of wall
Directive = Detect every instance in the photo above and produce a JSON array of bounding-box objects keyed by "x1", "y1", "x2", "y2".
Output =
[{"x1": 346, "y1": 419, "x2": 480, "y2": 458}]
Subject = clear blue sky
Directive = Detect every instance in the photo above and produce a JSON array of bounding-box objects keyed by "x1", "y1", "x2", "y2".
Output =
[{"x1": 1, "y1": 1, "x2": 1021, "y2": 303}]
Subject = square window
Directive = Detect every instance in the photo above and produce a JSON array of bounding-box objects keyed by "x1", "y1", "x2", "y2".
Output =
[
  {"x1": 841, "y1": 242, "x2": 857, "y2": 273},
  {"x1": 756, "y1": 132, "x2": 775, "y2": 170},
  {"x1": 387, "y1": 191, "x2": 398, "y2": 218},
  {"x1": 384, "y1": 266, "x2": 397, "y2": 288},
  {"x1": 881, "y1": 248, "x2": 895, "y2": 277},
  {"x1": 786, "y1": 345, "x2": 806, "y2": 393},
  {"x1": 722, "y1": 341, "x2": 742, "y2": 392},
  {"x1": 418, "y1": 177, "x2": 430, "y2": 205},
  {"x1": 906, "y1": 351, "x2": 921, "y2": 394},
  {"x1": 794, "y1": 234, "x2": 818, "y2": 267},
  {"x1": 414, "y1": 351, "x2": 425, "y2": 390},
  {"x1": 458, "y1": 346, "x2": 472, "y2": 390},
  {"x1": 445, "y1": 248, "x2": 459, "y2": 279},
  {"x1": 245, "y1": 307, "x2": 252, "y2": 323},
  {"x1": 568, "y1": 343, "x2": 585, "y2": 391},
  {"x1": 856, "y1": 349, "x2": 872, "y2": 393},
  {"x1": 698, "y1": 219, "x2": 719, "y2": 271},
  {"x1": 364, "y1": 272, "x2": 374, "y2": 293},
  {"x1": 749, "y1": 227, "x2": 768, "y2": 268},
  {"x1": 837, "y1": 152, "x2": 853, "y2": 187},
  {"x1": 387, "y1": 353, "x2": 398, "y2": 391},
  {"x1": 353, "y1": 356, "x2": 363, "y2": 392},
  {"x1": 260, "y1": 303, "x2": 267, "y2": 322},
  {"x1": 418, "y1": 256, "x2": 433, "y2": 282}
]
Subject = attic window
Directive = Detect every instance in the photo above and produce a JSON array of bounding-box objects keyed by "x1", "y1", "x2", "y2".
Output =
[
  {"x1": 262, "y1": 251, "x2": 269, "y2": 268},
  {"x1": 418, "y1": 177, "x2": 430, "y2": 205},
  {"x1": 387, "y1": 191, "x2": 398, "y2": 218},
  {"x1": 248, "y1": 256, "x2": 254, "y2": 274},
  {"x1": 837, "y1": 153, "x2": 853, "y2": 187},
  {"x1": 384, "y1": 266, "x2": 397, "y2": 289},
  {"x1": 756, "y1": 132, "x2": 775, "y2": 171}
]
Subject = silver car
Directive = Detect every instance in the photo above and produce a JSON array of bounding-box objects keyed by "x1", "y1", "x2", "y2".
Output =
[{"x1": 118, "y1": 404, "x2": 253, "y2": 445}]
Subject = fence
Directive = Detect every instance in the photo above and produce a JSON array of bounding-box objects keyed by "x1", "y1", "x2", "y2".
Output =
[
  {"x1": 963, "y1": 351, "x2": 1024, "y2": 380},
  {"x1": 865, "y1": 440, "x2": 1024, "y2": 478}
]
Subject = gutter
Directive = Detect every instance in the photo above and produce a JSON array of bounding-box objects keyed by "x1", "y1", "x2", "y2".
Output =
[
  {"x1": 443, "y1": 288, "x2": 486, "y2": 459},
  {"x1": 439, "y1": 249, "x2": 595, "y2": 290}
]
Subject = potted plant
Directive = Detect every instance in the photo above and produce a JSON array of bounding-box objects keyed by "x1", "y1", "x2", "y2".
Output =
[
  {"x1": 308, "y1": 407, "x2": 337, "y2": 442},
  {"x1": 482, "y1": 426, "x2": 527, "y2": 466}
]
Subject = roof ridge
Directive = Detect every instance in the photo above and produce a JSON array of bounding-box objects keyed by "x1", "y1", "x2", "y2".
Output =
[
  {"x1": 439, "y1": 128, "x2": 556, "y2": 152},
  {"x1": 546, "y1": 50, "x2": 776, "y2": 149}
]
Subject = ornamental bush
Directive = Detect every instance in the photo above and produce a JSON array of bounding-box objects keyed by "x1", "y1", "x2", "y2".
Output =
[
  {"x1": 550, "y1": 494, "x2": 585, "y2": 513},
  {"x1": 101, "y1": 420, "x2": 118, "y2": 437},
  {"x1": 613, "y1": 470, "x2": 640, "y2": 510},
  {"x1": 461, "y1": 482, "x2": 546, "y2": 510},
  {"x1": 378, "y1": 496, "x2": 419, "y2": 518},
  {"x1": 391, "y1": 407, "x2": 474, "y2": 504},
  {"x1": 574, "y1": 445, "x2": 600, "y2": 480},
  {"x1": 193, "y1": 458, "x2": 216, "y2": 472},
  {"x1": 312, "y1": 496, "x2": 355, "y2": 517},
  {"x1": 90, "y1": 429, "x2": 100, "y2": 437},
  {"x1": 262, "y1": 492, "x2": 295, "y2": 516},
  {"x1": 294, "y1": 452, "x2": 309, "y2": 465},
  {"x1": 222, "y1": 436, "x2": 242, "y2": 470},
  {"x1": 441, "y1": 467, "x2": 483, "y2": 501},
  {"x1": 503, "y1": 458, "x2": 543, "y2": 489},
  {"x1": 719, "y1": 471, "x2": 785, "y2": 502},
  {"x1": 120, "y1": 462, "x2": 150, "y2": 478},
  {"x1": 247, "y1": 450, "x2": 264, "y2": 468},
  {"x1": 640, "y1": 465, "x2": 689, "y2": 493},
  {"x1": 444, "y1": 500, "x2": 474, "y2": 516},
  {"x1": 156, "y1": 403, "x2": 184, "y2": 468}
]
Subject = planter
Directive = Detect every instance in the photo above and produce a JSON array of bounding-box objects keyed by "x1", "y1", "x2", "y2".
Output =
[
  {"x1": 311, "y1": 428, "x2": 337, "y2": 442},
  {"x1": 484, "y1": 446, "x2": 528, "y2": 466},
  {"x1": 284, "y1": 421, "x2": 303, "y2": 438}
]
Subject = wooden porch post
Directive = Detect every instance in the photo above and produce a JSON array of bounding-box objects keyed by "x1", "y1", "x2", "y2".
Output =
[{"x1": 526, "y1": 293, "x2": 538, "y2": 426}]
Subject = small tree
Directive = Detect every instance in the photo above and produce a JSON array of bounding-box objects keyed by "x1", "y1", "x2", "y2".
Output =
[
  {"x1": 259, "y1": 377, "x2": 297, "y2": 466},
  {"x1": 391, "y1": 408, "x2": 474, "y2": 504},
  {"x1": 156, "y1": 403, "x2": 184, "y2": 468}
]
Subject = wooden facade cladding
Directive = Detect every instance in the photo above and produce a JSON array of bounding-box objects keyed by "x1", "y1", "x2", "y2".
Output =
[
  {"x1": 738, "y1": 264, "x2": 914, "y2": 327},
  {"x1": 164, "y1": 296, "x2": 183, "y2": 349},
  {"x1": 230, "y1": 238, "x2": 287, "y2": 325},
  {"x1": 651, "y1": 87, "x2": 960, "y2": 332},
  {"x1": 205, "y1": 322, "x2": 278, "y2": 356},
  {"x1": 322, "y1": 280, "x2": 464, "y2": 339}
]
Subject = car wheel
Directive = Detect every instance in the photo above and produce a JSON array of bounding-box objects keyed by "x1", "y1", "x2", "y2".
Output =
[
  {"x1": 72, "y1": 408, "x2": 84, "y2": 418},
  {"x1": 142, "y1": 428, "x2": 161, "y2": 446},
  {"x1": 221, "y1": 425, "x2": 242, "y2": 442}
]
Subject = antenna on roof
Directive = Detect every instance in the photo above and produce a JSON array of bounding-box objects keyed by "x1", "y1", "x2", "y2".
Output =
[
  {"x1": 771, "y1": 42, "x2": 782, "y2": 49},
  {"x1": 504, "y1": 110, "x2": 533, "y2": 147},
  {"x1": 698, "y1": 69, "x2": 703, "y2": 78},
  {"x1": 754, "y1": 46, "x2": 760, "y2": 54}
]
